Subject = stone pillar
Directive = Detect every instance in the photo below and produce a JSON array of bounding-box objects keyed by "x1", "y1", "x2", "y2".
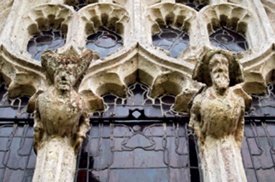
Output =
[
  {"x1": 189, "y1": 49, "x2": 250, "y2": 182},
  {"x1": 28, "y1": 47, "x2": 98, "y2": 182}
]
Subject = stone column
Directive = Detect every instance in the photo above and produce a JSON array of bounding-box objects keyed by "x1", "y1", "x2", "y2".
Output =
[
  {"x1": 189, "y1": 49, "x2": 251, "y2": 182},
  {"x1": 28, "y1": 47, "x2": 98, "y2": 182}
]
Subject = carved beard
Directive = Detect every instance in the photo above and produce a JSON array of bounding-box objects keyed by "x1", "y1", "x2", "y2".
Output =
[{"x1": 212, "y1": 74, "x2": 229, "y2": 91}]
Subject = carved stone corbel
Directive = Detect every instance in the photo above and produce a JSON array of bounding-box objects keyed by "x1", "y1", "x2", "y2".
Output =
[
  {"x1": 27, "y1": 47, "x2": 100, "y2": 182},
  {"x1": 189, "y1": 49, "x2": 251, "y2": 182}
]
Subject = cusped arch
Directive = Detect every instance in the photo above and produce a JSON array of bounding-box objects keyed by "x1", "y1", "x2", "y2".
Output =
[
  {"x1": 243, "y1": 72, "x2": 266, "y2": 94},
  {"x1": 26, "y1": 4, "x2": 73, "y2": 35},
  {"x1": 148, "y1": 2, "x2": 197, "y2": 34},
  {"x1": 242, "y1": 47, "x2": 275, "y2": 94},
  {"x1": 151, "y1": 71, "x2": 199, "y2": 112},
  {"x1": 151, "y1": 71, "x2": 187, "y2": 97},
  {"x1": 200, "y1": 3, "x2": 265, "y2": 52},
  {"x1": 261, "y1": 53, "x2": 275, "y2": 84},
  {"x1": 202, "y1": 4, "x2": 251, "y2": 34},
  {"x1": 78, "y1": 3, "x2": 130, "y2": 47},
  {"x1": 87, "y1": 72, "x2": 126, "y2": 97},
  {"x1": 0, "y1": 46, "x2": 45, "y2": 98},
  {"x1": 80, "y1": 44, "x2": 200, "y2": 112},
  {"x1": 14, "y1": 4, "x2": 74, "y2": 59},
  {"x1": 146, "y1": 2, "x2": 197, "y2": 58}
]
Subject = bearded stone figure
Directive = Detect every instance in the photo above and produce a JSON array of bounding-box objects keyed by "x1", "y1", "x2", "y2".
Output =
[
  {"x1": 189, "y1": 50, "x2": 250, "y2": 182},
  {"x1": 27, "y1": 47, "x2": 99, "y2": 182}
]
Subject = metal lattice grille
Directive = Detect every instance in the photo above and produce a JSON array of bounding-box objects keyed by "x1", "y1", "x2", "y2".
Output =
[
  {"x1": 75, "y1": 120, "x2": 201, "y2": 182},
  {"x1": 242, "y1": 120, "x2": 275, "y2": 182},
  {"x1": 1, "y1": 83, "x2": 275, "y2": 181}
]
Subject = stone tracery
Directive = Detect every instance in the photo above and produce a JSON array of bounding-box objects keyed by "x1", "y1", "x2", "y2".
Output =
[{"x1": 0, "y1": 0, "x2": 275, "y2": 181}]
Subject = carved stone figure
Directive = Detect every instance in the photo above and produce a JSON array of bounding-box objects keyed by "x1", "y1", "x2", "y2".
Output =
[
  {"x1": 28, "y1": 47, "x2": 98, "y2": 182},
  {"x1": 189, "y1": 50, "x2": 250, "y2": 182}
]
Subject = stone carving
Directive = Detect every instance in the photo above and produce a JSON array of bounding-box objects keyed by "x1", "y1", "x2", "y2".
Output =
[
  {"x1": 189, "y1": 50, "x2": 250, "y2": 182},
  {"x1": 27, "y1": 47, "x2": 98, "y2": 182}
]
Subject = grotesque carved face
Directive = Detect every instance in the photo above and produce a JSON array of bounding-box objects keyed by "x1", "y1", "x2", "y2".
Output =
[
  {"x1": 54, "y1": 66, "x2": 77, "y2": 91},
  {"x1": 209, "y1": 54, "x2": 230, "y2": 91}
]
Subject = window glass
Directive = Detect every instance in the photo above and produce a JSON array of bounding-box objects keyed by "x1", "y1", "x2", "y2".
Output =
[
  {"x1": 152, "y1": 27, "x2": 190, "y2": 58},
  {"x1": 0, "y1": 84, "x2": 30, "y2": 118},
  {"x1": 65, "y1": 0, "x2": 98, "y2": 11},
  {"x1": 86, "y1": 27, "x2": 123, "y2": 58},
  {"x1": 247, "y1": 84, "x2": 275, "y2": 116},
  {"x1": 93, "y1": 82, "x2": 185, "y2": 118},
  {"x1": 77, "y1": 82, "x2": 200, "y2": 182},
  {"x1": 27, "y1": 28, "x2": 65, "y2": 61},
  {"x1": 1, "y1": 82, "x2": 275, "y2": 181},
  {"x1": 209, "y1": 26, "x2": 248, "y2": 53},
  {"x1": 176, "y1": 0, "x2": 209, "y2": 11}
]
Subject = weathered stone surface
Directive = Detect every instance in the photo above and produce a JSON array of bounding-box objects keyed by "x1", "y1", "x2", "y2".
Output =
[
  {"x1": 28, "y1": 47, "x2": 98, "y2": 182},
  {"x1": 189, "y1": 50, "x2": 250, "y2": 182},
  {"x1": 0, "y1": 0, "x2": 275, "y2": 181}
]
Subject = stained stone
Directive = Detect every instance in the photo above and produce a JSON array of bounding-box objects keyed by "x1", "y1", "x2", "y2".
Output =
[{"x1": 189, "y1": 50, "x2": 251, "y2": 182}]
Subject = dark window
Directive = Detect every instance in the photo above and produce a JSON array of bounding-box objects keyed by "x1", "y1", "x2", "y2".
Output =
[
  {"x1": 27, "y1": 28, "x2": 66, "y2": 61},
  {"x1": 246, "y1": 84, "x2": 275, "y2": 116},
  {"x1": 0, "y1": 84, "x2": 34, "y2": 182},
  {"x1": 176, "y1": 0, "x2": 209, "y2": 11},
  {"x1": 209, "y1": 26, "x2": 249, "y2": 53},
  {"x1": 152, "y1": 27, "x2": 190, "y2": 58},
  {"x1": 76, "y1": 120, "x2": 200, "y2": 182},
  {"x1": 0, "y1": 84, "x2": 30, "y2": 119},
  {"x1": 1, "y1": 82, "x2": 275, "y2": 182},
  {"x1": 76, "y1": 83, "x2": 199, "y2": 182},
  {"x1": 65, "y1": 0, "x2": 98, "y2": 11},
  {"x1": 86, "y1": 27, "x2": 123, "y2": 58},
  {"x1": 0, "y1": 123, "x2": 35, "y2": 182},
  {"x1": 242, "y1": 120, "x2": 275, "y2": 182},
  {"x1": 92, "y1": 83, "x2": 186, "y2": 118}
]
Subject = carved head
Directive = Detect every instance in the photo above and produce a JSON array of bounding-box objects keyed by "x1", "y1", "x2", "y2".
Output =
[
  {"x1": 209, "y1": 54, "x2": 230, "y2": 91},
  {"x1": 54, "y1": 63, "x2": 77, "y2": 91},
  {"x1": 193, "y1": 49, "x2": 244, "y2": 87},
  {"x1": 41, "y1": 47, "x2": 99, "y2": 90}
]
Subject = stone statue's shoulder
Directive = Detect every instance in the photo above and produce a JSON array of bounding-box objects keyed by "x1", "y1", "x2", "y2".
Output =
[
  {"x1": 190, "y1": 90, "x2": 206, "y2": 109},
  {"x1": 27, "y1": 90, "x2": 44, "y2": 113},
  {"x1": 230, "y1": 85, "x2": 251, "y2": 110}
]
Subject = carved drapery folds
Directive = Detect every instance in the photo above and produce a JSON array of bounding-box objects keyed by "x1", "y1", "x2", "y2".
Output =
[
  {"x1": 189, "y1": 49, "x2": 251, "y2": 182},
  {"x1": 27, "y1": 47, "x2": 101, "y2": 182}
]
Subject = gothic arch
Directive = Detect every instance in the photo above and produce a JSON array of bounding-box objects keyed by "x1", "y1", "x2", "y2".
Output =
[
  {"x1": 199, "y1": 3, "x2": 265, "y2": 52},
  {"x1": 12, "y1": 4, "x2": 73, "y2": 61},
  {"x1": 80, "y1": 44, "x2": 199, "y2": 112},
  {"x1": 77, "y1": 3, "x2": 130, "y2": 49},
  {"x1": 146, "y1": 2, "x2": 198, "y2": 57}
]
